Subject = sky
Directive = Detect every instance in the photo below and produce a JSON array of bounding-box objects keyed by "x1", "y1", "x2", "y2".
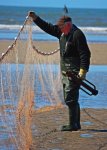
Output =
[{"x1": 0, "y1": 0, "x2": 107, "y2": 9}]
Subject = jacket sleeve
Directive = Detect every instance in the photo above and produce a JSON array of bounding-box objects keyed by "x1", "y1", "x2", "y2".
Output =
[
  {"x1": 34, "y1": 16, "x2": 61, "y2": 39},
  {"x1": 74, "y1": 29, "x2": 91, "y2": 71}
]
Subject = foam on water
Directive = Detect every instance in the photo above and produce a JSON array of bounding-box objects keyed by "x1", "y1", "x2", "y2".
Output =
[
  {"x1": 1, "y1": 24, "x2": 107, "y2": 42},
  {"x1": 1, "y1": 24, "x2": 107, "y2": 34}
]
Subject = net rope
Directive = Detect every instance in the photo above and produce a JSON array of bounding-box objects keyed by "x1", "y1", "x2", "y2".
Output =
[{"x1": 0, "y1": 16, "x2": 63, "y2": 150}]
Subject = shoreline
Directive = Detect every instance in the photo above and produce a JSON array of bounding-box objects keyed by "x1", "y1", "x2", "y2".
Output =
[{"x1": 0, "y1": 40, "x2": 107, "y2": 65}]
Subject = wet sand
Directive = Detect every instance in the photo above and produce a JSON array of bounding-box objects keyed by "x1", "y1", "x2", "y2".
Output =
[
  {"x1": 0, "y1": 40, "x2": 107, "y2": 150},
  {"x1": 32, "y1": 106, "x2": 107, "y2": 150},
  {"x1": 0, "y1": 40, "x2": 107, "y2": 65}
]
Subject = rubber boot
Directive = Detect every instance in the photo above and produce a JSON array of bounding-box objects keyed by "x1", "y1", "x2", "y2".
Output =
[
  {"x1": 61, "y1": 105, "x2": 78, "y2": 131},
  {"x1": 77, "y1": 103, "x2": 81, "y2": 130}
]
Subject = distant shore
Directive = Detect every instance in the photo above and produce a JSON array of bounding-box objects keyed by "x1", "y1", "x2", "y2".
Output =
[{"x1": 0, "y1": 40, "x2": 107, "y2": 65}]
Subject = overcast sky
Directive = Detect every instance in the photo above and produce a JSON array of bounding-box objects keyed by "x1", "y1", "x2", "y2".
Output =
[{"x1": 0, "y1": 0, "x2": 107, "y2": 9}]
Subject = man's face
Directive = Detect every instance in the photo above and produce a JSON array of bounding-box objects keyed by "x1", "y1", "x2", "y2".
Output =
[{"x1": 60, "y1": 22, "x2": 72, "y2": 35}]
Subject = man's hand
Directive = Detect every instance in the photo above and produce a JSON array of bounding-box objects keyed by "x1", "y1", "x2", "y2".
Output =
[
  {"x1": 28, "y1": 11, "x2": 37, "y2": 21},
  {"x1": 78, "y1": 68, "x2": 87, "y2": 80}
]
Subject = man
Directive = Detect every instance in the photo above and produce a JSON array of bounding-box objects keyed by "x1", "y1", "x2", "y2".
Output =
[{"x1": 29, "y1": 11, "x2": 91, "y2": 131}]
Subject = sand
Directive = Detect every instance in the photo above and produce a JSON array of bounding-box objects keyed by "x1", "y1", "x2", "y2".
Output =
[
  {"x1": 0, "y1": 40, "x2": 107, "y2": 65},
  {"x1": 31, "y1": 106, "x2": 107, "y2": 150},
  {"x1": 0, "y1": 40, "x2": 107, "y2": 150}
]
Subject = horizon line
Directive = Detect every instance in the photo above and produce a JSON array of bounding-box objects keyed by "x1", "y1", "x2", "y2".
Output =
[{"x1": 0, "y1": 5, "x2": 107, "y2": 10}]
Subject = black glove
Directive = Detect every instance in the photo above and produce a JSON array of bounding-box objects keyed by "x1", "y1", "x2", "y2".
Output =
[{"x1": 28, "y1": 11, "x2": 38, "y2": 21}]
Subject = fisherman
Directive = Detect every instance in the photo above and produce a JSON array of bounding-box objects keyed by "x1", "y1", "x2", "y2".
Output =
[{"x1": 28, "y1": 11, "x2": 91, "y2": 131}]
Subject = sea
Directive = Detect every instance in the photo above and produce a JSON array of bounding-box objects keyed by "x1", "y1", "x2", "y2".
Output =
[{"x1": 0, "y1": 5, "x2": 107, "y2": 43}]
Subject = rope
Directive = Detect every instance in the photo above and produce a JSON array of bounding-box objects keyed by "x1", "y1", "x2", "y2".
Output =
[
  {"x1": 82, "y1": 108, "x2": 107, "y2": 127},
  {"x1": 33, "y1": 45, "x2": 59, "y2": 56},
  {"x1": 0, "y1": 16, "x2": 30, "y2": 62}
]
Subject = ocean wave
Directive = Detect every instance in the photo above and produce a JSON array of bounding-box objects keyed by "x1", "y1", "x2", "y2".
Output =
[
  {"x1": 80, "y1": 27, "x2": 107, "y2": 34},
  {"x1": 0, "y1": 24, "x2": 21, "y2": 30},
  {"x1": 0, "y1": 24, "x2": 43, "y2": 33},
  {"x1": 0, "y1": 24, "x2": 107, "y2": 35}
]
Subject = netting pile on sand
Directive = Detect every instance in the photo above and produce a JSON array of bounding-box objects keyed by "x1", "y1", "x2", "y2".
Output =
[{"x1": 0, "y1": 16, "x2": 63, "y2": 149}]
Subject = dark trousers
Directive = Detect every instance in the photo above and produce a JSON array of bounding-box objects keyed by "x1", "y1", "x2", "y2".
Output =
[
  {"x1": 60, "y1": 56, "x2": 81, "y2": 128},
  {"x1": 62, "y1": 76, "x2": 81, "y2": 128}
]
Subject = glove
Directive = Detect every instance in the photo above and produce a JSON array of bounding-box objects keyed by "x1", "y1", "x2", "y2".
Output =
[
  {"x1": 78, "y1": 68, "x2": 87, "y2": 80},
  {"x1": 28, "y1": 11, "x2": 37, "y2": 21}
]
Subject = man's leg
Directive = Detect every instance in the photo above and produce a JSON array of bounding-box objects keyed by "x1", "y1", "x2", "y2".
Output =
[
  {"x1": 77, "y1": 103, "x2": 81, "y2": 129},
  {"x1": 61, "y1": 78, "x2": 81, "y2": 131},
  {"x1": 61, "y1": 101, "x2": 80, "y2": 131}
]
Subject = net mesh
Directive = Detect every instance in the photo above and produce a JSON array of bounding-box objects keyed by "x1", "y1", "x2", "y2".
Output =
[{"x1": 0, "y1": 17, "x2": 63, "y2": 149}]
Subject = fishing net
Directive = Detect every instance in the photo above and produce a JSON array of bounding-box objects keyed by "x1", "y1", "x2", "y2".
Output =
[
  {"x1": 0, "y1": 16, "x2": 63, "y2": 149},
  {"x1": 1, "y1": 13, "x2": 107, "y2": 150}
]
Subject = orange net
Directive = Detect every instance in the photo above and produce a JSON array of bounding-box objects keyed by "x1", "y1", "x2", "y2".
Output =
[{"x1": 0, "y1": 16, "x2": 63, "y2": 149}]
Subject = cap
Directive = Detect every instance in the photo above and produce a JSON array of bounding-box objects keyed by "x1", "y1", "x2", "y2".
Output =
[{"x1": 56, "y1": 16, "x2": 72, "y2": 27}]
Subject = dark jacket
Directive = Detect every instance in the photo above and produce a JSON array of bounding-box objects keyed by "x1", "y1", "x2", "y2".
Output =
[{"x1": 34, "y1": 16, "x2": 91, "y2": 71}]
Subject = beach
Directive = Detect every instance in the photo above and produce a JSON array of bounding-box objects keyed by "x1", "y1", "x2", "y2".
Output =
[
  {"x1": 1, "y1": 5, "x2": 107, "y2": 150},
  {"x1": 32, "y1": 106, "x2": 107, "y2": 150},
  {"x1": 0, "y1": 40, "x2": 107, "y2": 65},
  {"x1": 28, "y1": 41, "x2": 107, "y2": 150},
  {"x1": 0, "y1": 40, "x2": 107, "y2": 150}
]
